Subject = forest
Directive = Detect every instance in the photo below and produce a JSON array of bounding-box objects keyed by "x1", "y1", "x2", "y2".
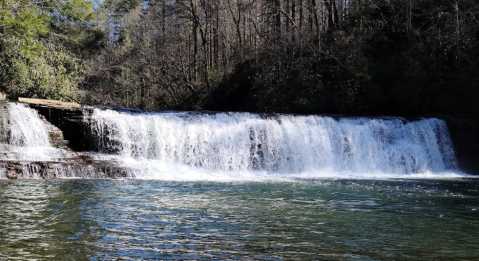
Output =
[{"x1": 1, "y1": 0, "x2": 478, "y2": 117}]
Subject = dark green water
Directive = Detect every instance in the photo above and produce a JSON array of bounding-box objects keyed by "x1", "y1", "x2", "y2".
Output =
[{"x1": 1, "y1": 179, "x2": 478, "y2": 260}]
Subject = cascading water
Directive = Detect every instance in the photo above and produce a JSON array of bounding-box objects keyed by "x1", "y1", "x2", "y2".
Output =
[
  {"x1": 0, "y1": 102, "x2": 138, "y2": 179},
  {"x1": 0, "y1": 103, "x2": 63, "y2": 162},
  {"x1": 0, "y1": 102, "x2": 121, "y2": 179},
  {"x1": 0, "y1": 101, "x2": 464, "y2": 180},
  {"x1": 0, "y1": 102, "x2": 73, "y2": 179},
  {"x1": 87, "y1": 108, "x2": 461, "y2": 180}
]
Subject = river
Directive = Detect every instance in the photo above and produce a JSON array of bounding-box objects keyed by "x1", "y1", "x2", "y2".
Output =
[
  {"x1": 1, "y1": 102, "x2": 478, "y2": 260},
  {"x1": 1, "y1": 179, "x2": 478, "y2": 260}
]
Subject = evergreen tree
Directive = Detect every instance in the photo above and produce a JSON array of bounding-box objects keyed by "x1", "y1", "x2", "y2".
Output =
[{"x1": 0, "y1": 0, "x2": 102, "y2": 100}]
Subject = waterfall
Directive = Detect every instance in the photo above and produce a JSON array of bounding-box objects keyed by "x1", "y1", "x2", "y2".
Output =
[
  {"x1": 87, "y1": 109, "x2": 460, "y2": 180},
  {"x1": 8, "y1": 103, "x2": 51, "y2": 147},
  {"x1": 0, "y1": 102, "x2": 131, "y2": 179},
  {"x1": 0, "y1": 103, "x2": 62, "y2": 162},
  {"x1": 0, "y1": 102, "x2": 59, "y2": 179},
  {"x1": 0, "y1": 102, "x2": 463, "y2": 180}
]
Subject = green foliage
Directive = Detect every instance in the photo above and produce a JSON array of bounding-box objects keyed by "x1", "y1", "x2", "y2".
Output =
[
  {"x1": 46, "y1": 0, "x2": 95, "y2": 26},
  {"x1": 0, "y1": 0, "x2": 100, "y2": 101},
  {"x1": 0, "y1": 1, "x2": 47, "y2": 58},
  {"x1": 63, "y1": 0, "x2": 96, "y2": 22},
  {"x1": 8, "y1": 42, "x2": 87, "y2": 100},
  {"x1": 46, "y1": 0, "x2": 103, "y2": 54}
]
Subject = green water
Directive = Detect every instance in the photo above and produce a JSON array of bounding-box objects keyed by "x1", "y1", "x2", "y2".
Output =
[{"x1": 0, "y1": 179, "x2": 478, "y2": 260}]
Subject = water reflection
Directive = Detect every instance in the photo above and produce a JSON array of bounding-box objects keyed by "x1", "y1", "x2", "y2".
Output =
[
  {"x1": 0, "y1": 181, "x2": 53, "y2": 259},
  {"x1": 0, "y1": 180, "x2": 104, "y2": 260},
  {"x1": 0, "y1": 179, "x2": 478, "y2": 260}
]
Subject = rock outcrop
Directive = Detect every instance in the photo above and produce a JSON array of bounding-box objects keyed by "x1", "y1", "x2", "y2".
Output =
[
  {"x1": 0, "y1": 159, "x2": 133, "y2": 179},
  {"x1": 0, "y1": 101, "x2": 10, "y2": 143},
  {"x1": 18, "y1": 98, "x2": 94, "y2": 151},
  {"x1": 445, "y1": 119, "x2": 479, "y2": 175}
]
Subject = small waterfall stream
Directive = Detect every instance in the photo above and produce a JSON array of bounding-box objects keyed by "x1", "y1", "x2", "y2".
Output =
[
  {"x1": 0, "y1": 103, "x2": 67, "y2": 179},
  {"x1": 0, "y1": 103, "x2": 129, "y2": 179},
  {"x1": 0, "y1": 103, "x2": 61, "y2": 162}
]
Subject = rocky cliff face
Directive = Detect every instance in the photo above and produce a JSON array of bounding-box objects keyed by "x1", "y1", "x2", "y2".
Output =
[
  {"x1": 19, "y1": 98, "x2": 95, "y2": 151},
  {"x1": 445, "y1": 119, "x2": 479, "y2": 175}
]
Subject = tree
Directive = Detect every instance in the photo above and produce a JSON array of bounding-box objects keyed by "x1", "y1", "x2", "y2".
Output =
[
  {"x1": 80, "y1": 0, "x2": 479, "y2": 118},
  {"x1": 0, "y1": 0, "x2": 101, "y2": 100}
]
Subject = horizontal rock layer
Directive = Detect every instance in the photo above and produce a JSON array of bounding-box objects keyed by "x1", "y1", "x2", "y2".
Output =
[{"x1": 0, "y1": 160, "x2": 132, "y2": 179}]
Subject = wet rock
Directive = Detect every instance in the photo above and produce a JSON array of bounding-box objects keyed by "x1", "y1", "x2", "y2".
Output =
[
  {"x1": 18, "y1": 97, "x2": 94, "y2": 151},
  {"x1": 0, "y1": 159, "x2": 133, "y2": 179},
  {"x1": 445, "y1": 119, "x2": 479, "y2": 175}
]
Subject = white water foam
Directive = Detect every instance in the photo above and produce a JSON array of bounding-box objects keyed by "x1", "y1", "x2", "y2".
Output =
[
  {"x1": 0, "y1": 103, "x2": 66, "y2": 162},
  {"x1": 87, "y1": 109, "x2": 466, "y2": 181},
  {"x1": 9, "y1": 103, "x2": 50, "y2": 147}
]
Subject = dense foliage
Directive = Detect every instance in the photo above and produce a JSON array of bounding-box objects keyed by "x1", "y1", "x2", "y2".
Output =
[
  {"x1": 0, "y1": 0, "x2": 101, "y2": 100},
  {"x1": 2, "y1": 0, "x2": 478, "y2": 117}
]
